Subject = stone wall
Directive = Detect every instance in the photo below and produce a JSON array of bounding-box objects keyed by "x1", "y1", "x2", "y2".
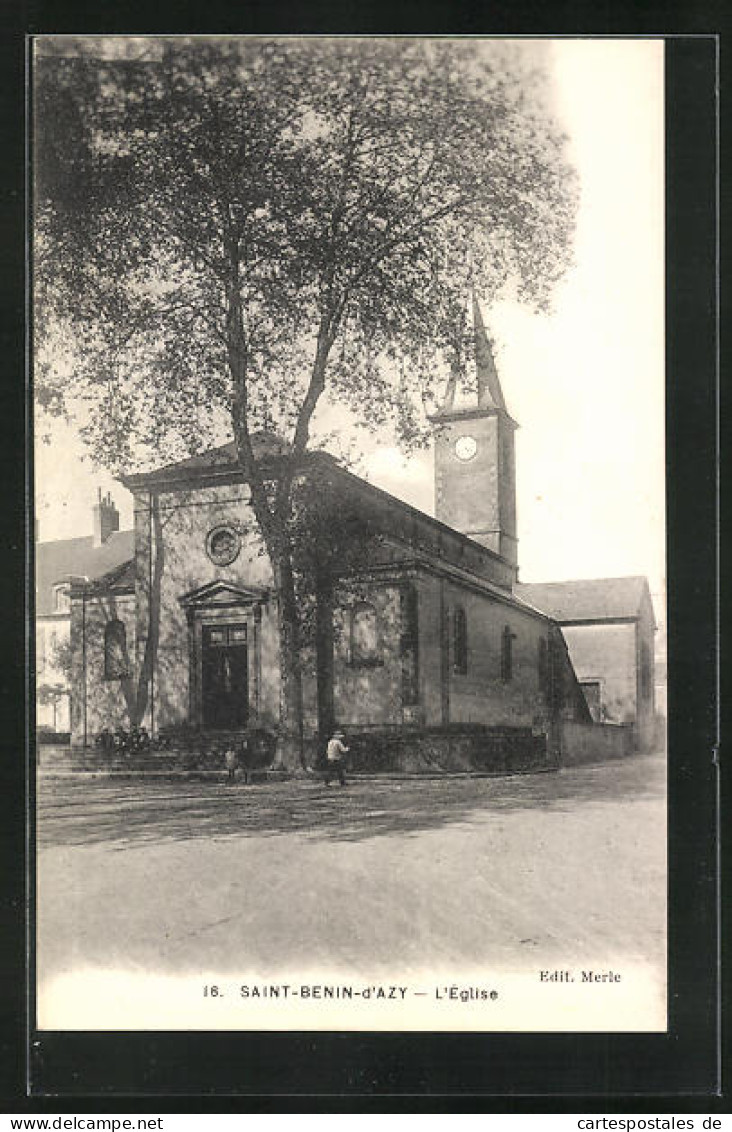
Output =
[
  {"x1": 441, "y1": 580, "x2": 552, "y2": 728},
  {"x1": 332, "y1": 582, "x2": 404, "y2": 728},
  {"x1": 559, "y1": 719, "x2": 635, "y2": 765},
  {"x1": 417, "y1": 573, "x2": 446, "y2": 727},
  {"x1": 343, "y1": 724, "x2": 555, "y2": 776},
  {"x1": 330, "y1": 569, "x2": 561, "y2": 737},
  {"x1": 434, "y1": 413, "x2": 517, "y2": 566}
]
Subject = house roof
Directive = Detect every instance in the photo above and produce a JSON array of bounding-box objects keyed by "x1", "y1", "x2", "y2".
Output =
[
  {"x1": 92, "y1": 557, "x2": 136, "y2": 593},
  {"x1": 35, "y1": 530, "x2": 134, "y2": 615},
  {"x1": 515, "y1": 576, "x2": 652, "y2": 624}
]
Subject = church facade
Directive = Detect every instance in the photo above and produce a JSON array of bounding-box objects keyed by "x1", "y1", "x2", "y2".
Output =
[{"x1": 66, "y1": 303, "x2": 642, "y2": 771}]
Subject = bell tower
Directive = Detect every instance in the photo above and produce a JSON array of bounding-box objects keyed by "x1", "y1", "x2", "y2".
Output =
[{"x1": 432, "y1": 296, "x2": 518, "y2": 569}]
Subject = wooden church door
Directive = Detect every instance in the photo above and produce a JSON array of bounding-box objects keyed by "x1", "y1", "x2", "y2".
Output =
[{"x1": 201, "y1": 623, "x2": 249, "y2": 730}]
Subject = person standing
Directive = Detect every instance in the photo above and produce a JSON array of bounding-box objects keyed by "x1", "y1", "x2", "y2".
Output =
[
  {"x1": 324, "y1": 729, "x2": 349, "y2": 787},
  {"x1": 224, "y1": 744, "x2": 239, "y2": 784}
]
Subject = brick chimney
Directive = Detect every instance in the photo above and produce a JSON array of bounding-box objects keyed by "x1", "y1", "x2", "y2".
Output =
[{"x1": 92, "y1": 489, "x2": 120, "y2": 547}]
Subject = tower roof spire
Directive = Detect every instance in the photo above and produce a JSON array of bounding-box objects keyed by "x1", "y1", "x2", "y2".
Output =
[
  {"x1": 472, "y1": 293, "x2": 507, "y2": 414},
  {"x1": 433, "y1": 293, "x2": 512, "y2": 420}
]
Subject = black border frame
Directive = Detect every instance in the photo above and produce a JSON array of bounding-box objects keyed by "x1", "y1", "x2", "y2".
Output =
[{"x1": 2, "y1": 15, "x2": 721, "y2": 1108}]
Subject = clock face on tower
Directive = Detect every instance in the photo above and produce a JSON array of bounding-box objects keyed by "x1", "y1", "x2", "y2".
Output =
[{"x1": 454, "y1": 435, "x2": 478, "y2": 462}]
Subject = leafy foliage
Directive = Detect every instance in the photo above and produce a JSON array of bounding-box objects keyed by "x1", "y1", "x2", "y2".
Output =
[
  {"x1": 50, "y1": 635, "x2": 73, "y2": 681},
  {"x1": 34, "y1": 37, "x2": 577, "y2": 762},
  {"x1": 35, "y1": 38, "x2": 577, "y2": 471}
]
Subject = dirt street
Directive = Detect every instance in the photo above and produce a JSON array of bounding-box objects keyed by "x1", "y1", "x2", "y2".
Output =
[{"x1": 37, "y1": 754, "x2": 666, "y2": 995}]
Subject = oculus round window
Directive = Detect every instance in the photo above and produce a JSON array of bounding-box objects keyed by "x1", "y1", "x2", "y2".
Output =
[{"x1": 206, "y1": 524, "x2": 242, "y2": 567}]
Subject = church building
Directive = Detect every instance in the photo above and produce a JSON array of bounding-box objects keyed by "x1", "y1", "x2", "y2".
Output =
[{"x1": 65, "y1": 301, "x2": 642, "y2": 773}]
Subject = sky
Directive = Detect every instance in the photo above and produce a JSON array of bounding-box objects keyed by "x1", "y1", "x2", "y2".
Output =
[{"x1": 35, "y1": 39, "x2": 665, "y2": 607}]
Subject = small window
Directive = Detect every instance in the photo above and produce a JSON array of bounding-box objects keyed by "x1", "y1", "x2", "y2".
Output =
[
  {"x1": 580, "y1": 680, "x2": 603, "y2": 722},
  {"x1": 350, "y1": 602, "x2": 379, "y2": 666},
  {"x1": 53, "y1": 584, "x2": 70, "y2": 613},
  {"x1": 203, "y1": 625, "x2": 247, "y2": 648},
  {"x1": 501, "y1": 625, "x2": 514, "y2": 683},
  {"x1": 104, "y1": 619, "x2": 129, "y2": 680},
  {"x1": 453, "y1": 606, "x2": 468, "y2": 675}
]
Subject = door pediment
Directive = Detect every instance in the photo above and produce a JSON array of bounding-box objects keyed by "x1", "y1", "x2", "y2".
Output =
[{"x1": 179, "y1": 579, "x2": 268, "y2": 609}]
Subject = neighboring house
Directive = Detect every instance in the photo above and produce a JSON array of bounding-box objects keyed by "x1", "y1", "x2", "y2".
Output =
[
  {"x1": 515, "y1": 577, "x2": 657, "y2": 750},
  {"x1": 653, "y1": 594, "x2": 667, "y2": 725},
  {"x1": 35, "y1": 492, "x2": 133, "y2": 733}
]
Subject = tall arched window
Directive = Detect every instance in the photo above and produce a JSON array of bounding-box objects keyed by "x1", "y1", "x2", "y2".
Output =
[
  {"x1": 453, "y1": 606, "x2": 468, "y2": 675},
  {"x1": 501, "y1": 625, "x2": 514, "y2": 683},
  {"x1": 104, "y1": 619, "x2": 129, "y2": 680},
  {"x1": 350, "y1": 602, "x2": 379, "y2": 666}
]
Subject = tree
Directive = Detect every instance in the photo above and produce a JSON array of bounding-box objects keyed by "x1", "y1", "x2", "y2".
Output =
[
  {"x1": 37, "y1": 682, "x2": 68, "y2": 731},
  {"x1": 38, "y1": 636, "x2": 72, "y2": 733},
  {"x1": 34, "y1": 37, "x2": 577, "y2": 768},
  {"x1": 50, "y1": 635, "x2": 72, "y2": 682}
]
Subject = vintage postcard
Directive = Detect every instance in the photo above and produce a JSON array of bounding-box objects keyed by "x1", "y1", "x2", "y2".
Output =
[{"x1": 33, "y1": 36, "x2": 667, "y2": 1034}]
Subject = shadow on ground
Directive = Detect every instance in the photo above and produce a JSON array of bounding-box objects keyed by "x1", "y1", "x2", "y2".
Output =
[{"x1": 37, "y1": 752, "x2": 666, "y2": 849}]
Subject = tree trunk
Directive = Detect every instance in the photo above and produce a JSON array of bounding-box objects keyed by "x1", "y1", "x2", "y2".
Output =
[
  {"x1": 237, "y1": 456, "x2": 309, "y2": 774},
  {"x1": 227, "y1": 283, "x2": 332, "y2": 775},
  {"x1": 135, "y1": 493, "x2": 165, "y2": 729},
  {"x1": 117, "y1": 491, "x2": 165, "y2": 731},
  {"x1": 315, "y1": 563, "x2": 335, "y2": 752},
  {"x1": 271, "y1": 554, "x2": 307, "y2": 772}
]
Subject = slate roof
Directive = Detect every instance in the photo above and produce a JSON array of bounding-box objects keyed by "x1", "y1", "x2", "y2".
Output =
[
  {"x1": 431, "y1": 295, "x2": 516, "y2": 425},
  {"x1": 35, "y1": 530, "x2": 134, "y2": 616},
  {"x1": 86, "y1": 557, "x2": 136, "y2": 594},
  {"x1": 472, "y1": 295, "x2": 508, "y2": 414},
  {"x1": 122, "y1": 440, "x2": 241, "y2": 485},
  {"x1": 515, "y1": 576, "x2": 651, "y2": 624},
  {"x1": 121, "y1": 433, "x2": 336, "y2": 488}
]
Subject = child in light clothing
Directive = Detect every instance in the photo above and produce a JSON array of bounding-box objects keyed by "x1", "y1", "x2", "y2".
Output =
[{"x1": 324, "y1": 730, "x2": 349, "y2": 787}]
